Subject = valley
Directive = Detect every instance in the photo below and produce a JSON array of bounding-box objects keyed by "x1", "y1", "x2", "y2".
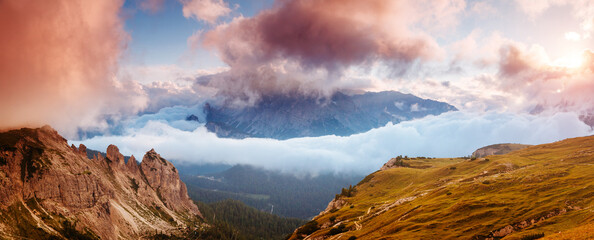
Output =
[
  {"x1": 2, "y1": 126, "x2": 594, "y2": 240},
  {"x1": 2, "y1": 0, "x2": 594, "y2": 239},
  {"x1": 180, "y1": 164, "x2": 363, "y2": 219}
]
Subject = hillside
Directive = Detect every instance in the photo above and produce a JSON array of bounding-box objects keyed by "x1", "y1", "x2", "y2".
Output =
[
  {"x1": 0, "y1": 126, "x2": 201, "y2": 239},
  {"x1": 288, "y1": 135, "x2": 594, "y2": 240},
  {"x1": 205, "y1": 91, "x2": 457, "y2": 139}
]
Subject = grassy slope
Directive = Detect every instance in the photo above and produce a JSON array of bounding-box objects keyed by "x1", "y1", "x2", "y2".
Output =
[{"x1": 290, "y1": 135, "x2": 594, "y2": 240}]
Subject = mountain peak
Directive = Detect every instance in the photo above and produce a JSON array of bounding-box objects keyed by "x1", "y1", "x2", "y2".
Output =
[
  {"x1": 143, "y1": 148, "x2": 167, "y2": 165},
  {"x1": 106, "y1": 144, "x2": 125, "y2": 165},
  {"x1": 126, "y1": 155, "x2": 139, "y2": 173},
  {"x1": 0, "y1": 127, "x2": 201, "y2": 239},
  {"x1": 140, "y1": 148, "x2": 197, "y2": 214},
  {"x1": 205, "y1": 90, "x2": 457, "y2": 139}
]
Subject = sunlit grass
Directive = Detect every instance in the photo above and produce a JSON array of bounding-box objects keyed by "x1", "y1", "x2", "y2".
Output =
[{"x1": 290, "y1": 135, "x2": 594, "y2": 239}]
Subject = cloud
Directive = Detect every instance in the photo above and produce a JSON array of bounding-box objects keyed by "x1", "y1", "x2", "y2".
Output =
[
  {"x1": 0, "y1": 0, "x2": 147, "y2": 138},
  {"x1": 139, "y1": 0, "x2": 165, "y2": 13},
  {"x1": 564, "y1": 32, "x2": 582, "y2": 41},
  {"x1": 202, "y1": 0, "x2": 460, "y2": 70},
  {"x1": 469, "y1": 1, "x2": 496, "y2": 16},
  {"x1": 194, "y1": 0, "x2": 465, "y2": 104},
  {"x1": 76, "y1": 111, "x2": 592, "y2": 176},
  {"x1": 421, "y1": 29, "x2": 594, "y2": 116},
  {"x1": 515, "y1": 0, "x2": 594, "y2": 33},
  {"x1": 496, "y1": 43, "x2": 594, "y2": 114},
  {"x1": 181, "y1": 0, "x2": 232, "y2": 24},
  {"x1": 141, "y1": 80, "x2": 215, "y2": 113},
  {"x1": 514, "y1": 0, "x2": 562, "y2": 18}
]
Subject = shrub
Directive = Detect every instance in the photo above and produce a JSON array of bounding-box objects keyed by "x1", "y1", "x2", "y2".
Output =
[
  {"x1": 520, "y1": 233, "x2": 545, "y2": 240},
  {"x1": 296, "y1": 221, "x2": 319, "y2": 235},
  {"x1": 327, "y1": 224, "x2": 346, "y2": 236},
  {"x1": 335, "y1": 185, "x2": 356, "y2": 200},
  {"x1": 60, "y1": 220, "x2": 98, "y2": 240},
  {"x1": 129, "y1": 178, "x2": 139, "y2": 193}
]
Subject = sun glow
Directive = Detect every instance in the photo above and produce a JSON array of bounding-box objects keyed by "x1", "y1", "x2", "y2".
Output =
[{"x1": 552, "y1": 52, "x2": 584, "y2": 69}]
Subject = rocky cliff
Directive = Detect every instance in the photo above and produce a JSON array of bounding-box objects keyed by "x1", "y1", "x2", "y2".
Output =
[
  {"x1": 0, "y1": 126, "x2": 201, "y2": 239},
  {"x1": 471, "y1": 143, "x2": 531, "y2": 158}
]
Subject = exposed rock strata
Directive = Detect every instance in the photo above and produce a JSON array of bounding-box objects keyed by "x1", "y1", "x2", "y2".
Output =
[{"x1": 0, "y1": 126, "x2": 201, "y2": 239}]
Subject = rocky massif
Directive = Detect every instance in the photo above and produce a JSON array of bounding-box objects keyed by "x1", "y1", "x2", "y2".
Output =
[
  {"x1": 204, "y1": 91, "x2": 457, "y2": 139},
  {"x1": 0, "y1": 126, "x2": 201, "y2": 239}
]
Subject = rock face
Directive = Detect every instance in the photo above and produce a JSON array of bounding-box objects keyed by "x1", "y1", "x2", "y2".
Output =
[
  {"x1": 471, "y1": 143, "x2": 531, "y2": 158},
  {"x1": 205, "y1": 91, "x2": 457, "y2": 140},
  {"x1": 0, "y1": 126, "x2": 201, "y2": 239},
  {"x1": 140, "y1": 149, "x2": 199, "y2": 213},
  {"x1": 380, "y1": 157, "x2": 410, "y2": 171}
]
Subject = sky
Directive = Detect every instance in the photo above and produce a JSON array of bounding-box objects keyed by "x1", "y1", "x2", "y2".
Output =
[{"x1": 1, "y1": 0, "x2": 593, "y2": 175}]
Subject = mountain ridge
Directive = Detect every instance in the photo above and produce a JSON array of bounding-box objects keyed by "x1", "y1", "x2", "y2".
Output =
[
  {"x1": 288, "y1": 135, "x2": 594, "y2": 239},
  {"x1": 0, "y1": 126, "x2": 201, "y2": 239},
  {"x1": 205, "y1": 91, "x2": 457, "y2": 139}
]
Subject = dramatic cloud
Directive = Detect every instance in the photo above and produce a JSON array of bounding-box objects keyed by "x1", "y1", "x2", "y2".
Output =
[
  {"x1": 0, "y1": 0, "x2": 146, "y2": 138},
  {"x1": 401, "y1": 29, "x2": 594, "y2": 116},
  {"x1": 76, "y1": 111, "x2": 592, "y2": 176},
  {"x1": 203, "y1": 0, "x2": 464, "y2": 69},
  {"x1": 181, "y1": 0, "x2": 232, "y2": 24},
  {"x1": 194, "y1": 0, "x2": 465, "y2": 104},
  {"x1": 496, "y1": 43, "x2": 594, "y2": 114}
]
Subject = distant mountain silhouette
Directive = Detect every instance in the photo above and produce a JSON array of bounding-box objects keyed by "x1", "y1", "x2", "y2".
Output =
[{"x1": 204, "y1": 91, "x2": 457, "y2": 139}]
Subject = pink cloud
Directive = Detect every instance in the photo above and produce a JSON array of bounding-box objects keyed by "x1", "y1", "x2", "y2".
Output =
[
  {"x1": 0, "y1": 0, "x2": 147, "y2": 138},
  {"x1": 181, "y1": 0, "x2": 231, "y2": 24},
  {"x1": 515, "y1": 0, "x2": 594, "y2": 33},
  {"x1": 496, "y1": 43, "x2": 594, "y2": 115},
  {"x1": 195, "y1": 0, "x2": 464, "y2": 104},
  {"x1": 139, "y1": 0, "x2": 166, "y2": 13},
  {"x1": 202, "y1": 0, "x2": 460, "y2": 70}
]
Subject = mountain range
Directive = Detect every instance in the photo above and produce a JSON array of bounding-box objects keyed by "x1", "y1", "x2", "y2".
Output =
[
  {"x1": 204, "y1": 91, "x2": 457, "y2": 139},
  {"x1": 3, "y1": 126, "x2": 594, "y2": 240}
]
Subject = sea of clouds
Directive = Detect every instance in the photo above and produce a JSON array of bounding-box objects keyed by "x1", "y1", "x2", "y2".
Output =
[{"x1": 74, "y1": 109, "x2": 592, "y2": 176}]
